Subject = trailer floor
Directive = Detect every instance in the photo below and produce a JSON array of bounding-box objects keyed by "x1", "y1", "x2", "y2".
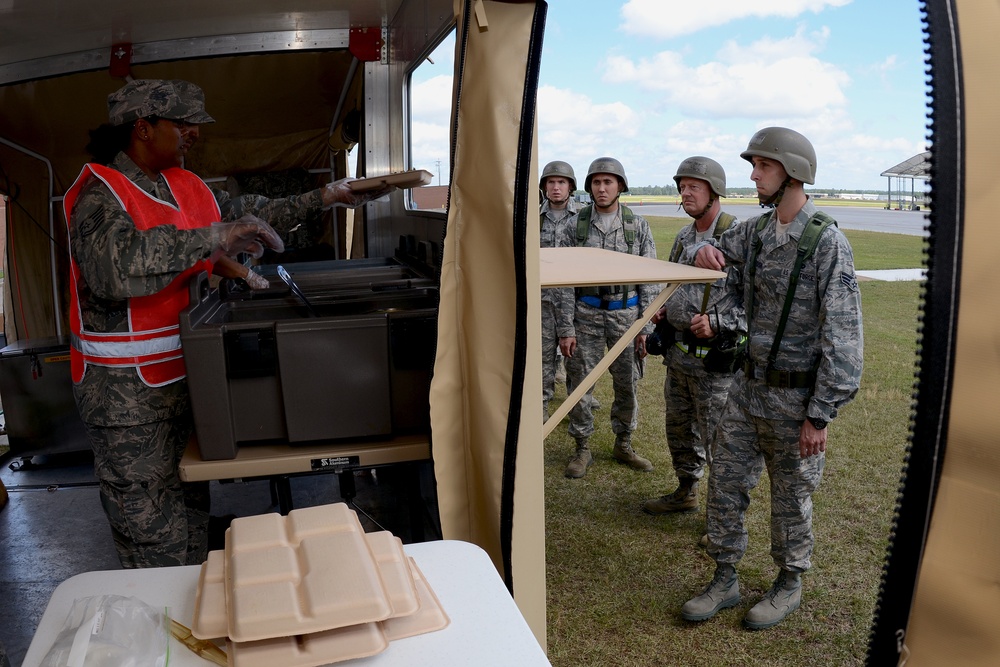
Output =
[{"x1": 0, "y1": 441, "x2": 441, "y2": 666}]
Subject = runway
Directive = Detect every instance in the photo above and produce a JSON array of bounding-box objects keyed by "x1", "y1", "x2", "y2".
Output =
[{"x1": 626, "y1": 201, "x2": 929, "y2": 236}]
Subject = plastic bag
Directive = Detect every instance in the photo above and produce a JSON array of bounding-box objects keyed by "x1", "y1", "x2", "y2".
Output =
[{"x1": 40, "y1": 595, "x2": 168, "y2": 667}]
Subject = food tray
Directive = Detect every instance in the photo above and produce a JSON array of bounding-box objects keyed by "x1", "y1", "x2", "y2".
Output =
[
  {"x1": 224, "y1": 504, "x2": 391, "y2": 642},
  {"x1": 347, "y1": 169, "x2": 433, "y2": 192}
]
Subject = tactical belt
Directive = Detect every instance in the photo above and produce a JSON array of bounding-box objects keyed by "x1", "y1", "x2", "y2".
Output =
[
  {"x1": 673, "y1": 330, "x2": 712, "y2": 358},
  {"x1": 743, "y1": 359, "x2": 816, "y2": 389},
  {"x1": 578, "y1": 294, "x2": 639, "y2": 310}
]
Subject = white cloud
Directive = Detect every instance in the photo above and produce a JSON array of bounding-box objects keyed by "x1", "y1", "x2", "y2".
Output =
[
  {"x1": 603, "y1": 27, "x2": 850, "y2": 119},
  {"x1": 537, "y1": 84, "x2": 644, "y2": 179},
  {"x1": 619, "y1": 0, "x2": 852, "y2": 39},
  {"x1": 410, "y1": 74, "x2": 454, "y2": 122}
]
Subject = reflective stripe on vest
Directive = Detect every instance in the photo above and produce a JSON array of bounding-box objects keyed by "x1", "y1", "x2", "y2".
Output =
[
  {"x1": 63, "y1": 163, "x2": 220, "y2": 386},
  {"x1": 71, "y1": 332, "x2": 183, "y2": 365}
]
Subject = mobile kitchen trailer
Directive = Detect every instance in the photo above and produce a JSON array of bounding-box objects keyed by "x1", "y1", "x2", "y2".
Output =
[{"x1": 0, "y1": 0, "x2": 550, "y2": 645}]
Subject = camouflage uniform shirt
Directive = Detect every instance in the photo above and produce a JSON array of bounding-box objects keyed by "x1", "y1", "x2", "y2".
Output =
[
  {"x1": 685, "y1": 198, "x2": 863, "y2": 421},
  {"x1": 69, "y1": 151, "x2": 326, "y2": 427},
  {"x1": 662, "y1": 211, "x2": 745, "y2": 374},
  {"x1": 540, "y1": 197, "x2": 579, "y2": 336}
]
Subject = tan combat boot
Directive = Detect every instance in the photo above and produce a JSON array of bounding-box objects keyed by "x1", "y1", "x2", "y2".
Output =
[
  {"x1": 564, "y1": 440, "x2": 593, "y2": 479},
  {"x1": 612, "y1": 435, "x2": 653, "y2": 472},
  {"x1": 642, "y1": 478, "x2": 699, "y2": 514},
  {"x1": 743, "y1": 569, "x2": 802, "y2": 630},
  {"x1": 681, "y1": 563, "x2": 741, "y2": 622}
]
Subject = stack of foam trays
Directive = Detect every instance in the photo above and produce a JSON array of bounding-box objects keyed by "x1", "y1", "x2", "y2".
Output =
[{"x1": 191, "y1": 502, "x2": 449, "y2": 666}]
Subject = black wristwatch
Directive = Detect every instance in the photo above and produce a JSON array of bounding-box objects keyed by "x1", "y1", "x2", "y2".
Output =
[{"x1": 808, "y1": 417, "x2": 828, "y2": 430}]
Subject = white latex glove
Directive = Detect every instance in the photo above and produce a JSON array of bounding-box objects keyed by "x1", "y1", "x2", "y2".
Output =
[
  {"x1": 211, "y1": 215, "x2": 284, "y2": 260},
  {"x1": 243, "y1": 267, "x2": 270, "y2": 290},
  {"x1": 322, "y1": 177, "x2": 396, "y2": 208}
]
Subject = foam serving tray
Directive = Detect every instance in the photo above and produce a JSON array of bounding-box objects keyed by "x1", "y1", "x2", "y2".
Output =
[
  {"x1": 223, "y1": 504, "x2": 392, "y2": 642},
  {"x1": 347, "y1": 170, "x2": 433, "y2": 192}
]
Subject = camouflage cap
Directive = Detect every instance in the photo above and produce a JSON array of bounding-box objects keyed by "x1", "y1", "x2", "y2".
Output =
[{"x1": 107, "y1": 79, "x2": 216, "y2": 126}]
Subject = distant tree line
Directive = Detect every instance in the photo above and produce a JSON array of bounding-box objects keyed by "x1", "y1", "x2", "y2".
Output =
[{"x1": 612, "y1": 186, "x2": 890, "y2": 196}]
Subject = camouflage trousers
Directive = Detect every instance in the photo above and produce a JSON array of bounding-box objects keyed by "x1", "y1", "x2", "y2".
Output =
[
  {"x1": 84, "y1": 411, "x2": 210, "y2": 568},
  {"x1": 706, "y1": 399, "x2": 824, "y2": 572},
  {"x1": 565, "y1": 303, "x2": 639, "y2": 440},
  {"x1": 663, "y1": 357, "x2": 733, "y2": 481},
  {"x1": 541, "y1": 300, "x2": 560, "y2": 417}
]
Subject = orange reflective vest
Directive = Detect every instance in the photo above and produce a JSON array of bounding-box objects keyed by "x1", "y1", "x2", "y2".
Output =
[{"x1": 63, "y1": 164, "x2": 219, "y2": 386}]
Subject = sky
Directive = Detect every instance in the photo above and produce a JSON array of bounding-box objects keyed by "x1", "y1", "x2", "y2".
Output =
[{"x1": 408, "y1": 0, "x2": 930, "y2": 192}]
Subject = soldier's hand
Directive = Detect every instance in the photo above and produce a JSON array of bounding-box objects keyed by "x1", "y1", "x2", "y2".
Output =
[
  {"x1": 323, "y1": 177, "x2": 396, "y2": 208},
  {"x1": 559, "y1": 336, "x2": 577, "y2": 358},
  {"x1": 635, "y1": 334, "x2": 648, "y2": 360},
  {"x1": 212, "y1": 215, "x2": 284, "y2": 260},
  {"x1": 243, "y1": 267, "x2": 270, "y2": 290},
  {"x1": 695, "y1": 245, "x2": 726, "y2": 270},
  {"x1": 799, "y1": 420, "x2": 828, "y2": 458},
  {"x1": 690, "y1": 313, "x2": 714, "y2": 339}
]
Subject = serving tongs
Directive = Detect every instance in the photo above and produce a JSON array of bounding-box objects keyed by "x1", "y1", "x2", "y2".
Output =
[{"x1": 276, "y1": 264, "x2": 319, "y2": 317}]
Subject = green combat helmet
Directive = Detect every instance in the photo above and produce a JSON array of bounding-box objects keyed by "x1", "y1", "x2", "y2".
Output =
[
  {"x1": 673, "y1": 156, "x2": 727, "y2": 197},
  {"x1": 585, "y1": 156, "x2": 629, "y2": 194},
  {"x1": 540, "y1": 160, "x2": 577, "y2": 193},
  {"x1": 740, "y1": 127, "x2": 816, "y2": 184}
]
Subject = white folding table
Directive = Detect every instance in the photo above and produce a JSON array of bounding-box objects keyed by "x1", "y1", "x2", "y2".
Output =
[{"x1": 22, "y1": 539, "x2": 551, "y2": 667}]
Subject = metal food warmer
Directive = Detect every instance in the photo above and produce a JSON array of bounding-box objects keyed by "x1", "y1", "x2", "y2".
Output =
[{"x1": 179, "y1": 257, "x2": 438, "y2": 461}]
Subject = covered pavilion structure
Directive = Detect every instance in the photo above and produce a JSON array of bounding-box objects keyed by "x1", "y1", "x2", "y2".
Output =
[{"x1": 881, "y1": 151, "x2": 930, "y2": 210}]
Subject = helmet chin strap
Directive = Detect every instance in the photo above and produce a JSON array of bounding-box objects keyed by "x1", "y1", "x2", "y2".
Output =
[
  {"x1": 759, "y1": 177, "x2": 792, "y2": 208},
  {"x1": 693, "y1": 195, "x2": 716, "y2": 221},
  {"x1": 678, "y1": 195, "x2": 715, "y2": 221}
]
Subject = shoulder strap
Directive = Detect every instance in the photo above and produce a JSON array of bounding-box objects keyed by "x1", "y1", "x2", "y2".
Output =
[
  {"x1": 744, "y1": 211, "x2": 773, "y2": 324},
  {"x1": 576, "y1": 205, "x2": 591, "y2": 246},
  {"x1": 668, "y1": 211, "x2": 738, "y2": 263},
  {"x1": 764, "y1": 211, "x2": 838, "y2": 371},
  {"x1": 620, "y1": 204, "x2": 636, "y2": 250},
  {"x1": 714, "y1": 212, "x2": 736, "y2": 239}
]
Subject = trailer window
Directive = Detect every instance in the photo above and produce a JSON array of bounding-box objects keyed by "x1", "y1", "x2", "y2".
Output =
[{"x1": 407, "y1": 30, "x2": 454, "y2": 211}]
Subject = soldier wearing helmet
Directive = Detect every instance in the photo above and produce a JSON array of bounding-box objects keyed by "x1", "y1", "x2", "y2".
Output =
[
  {"x1": 558, "y1": 157, "x2": 658, "y2": 478},
  {"x1": 539, "y1": 160, "x2": 580, "y2": 418},
  {"x1": 642, "y1": 157, "x2": 745, "y2": 520},
  {"x1": 681, "y1": 129, "x2": 863, "y2": 631}
]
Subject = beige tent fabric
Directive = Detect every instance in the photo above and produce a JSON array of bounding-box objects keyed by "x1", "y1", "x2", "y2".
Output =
[
  {"x1": 429, "y1": 0, "x2": 547, "y2": 647},
  {"x1": 900, "y1": 1, "x2": 1000, "y2": 664}
]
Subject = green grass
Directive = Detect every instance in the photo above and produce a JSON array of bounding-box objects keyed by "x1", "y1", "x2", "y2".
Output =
[{"x1": 543, "y1": 228, "x2": 922, "y2": 666}]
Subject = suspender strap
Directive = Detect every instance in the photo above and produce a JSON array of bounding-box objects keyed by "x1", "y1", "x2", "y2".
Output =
[{"x1": 747, "y1": 210, "x2": 837, "y2": 385}]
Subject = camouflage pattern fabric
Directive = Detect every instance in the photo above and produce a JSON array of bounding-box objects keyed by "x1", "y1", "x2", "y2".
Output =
[
  {"x1": 107, "y1": 79, "x2": 215, "y2": 126},
  {"x1": 227, "y1": 169, "x2": 327, "y2": 255},
  {"x1": 680, "y1": 198, "x2": 863, "y2": 422},
  {"x1": 540, "y1": 198, "x2": 578, "y2": 416},
  {"x1": 566, "y1": 304, "x2": 645, "y2": 439},
  {"x1": 84, "y1": 412, "x2": 210, "y2": 568},
  {"x1": 68, "y1": 151, "x2": 328, "y2": 567},
  {"x1": 660, "y1": 211, "x2": 744, "y2": 480},
  {"x1": 685, "y1": 198, "x2": 862, "y2": 571},
  {"x1": 563, "y1": 205, "x2": 658, "y2": 440},
  {"x1": 662, "y1": 354, "x2": 734, "y2": 480},
  {"x1": 69, "y1": 151, "x2": 326, "y2": 426},
  {"x1": 706, "y1": 400, "x2": 824, "y2": 571}
]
